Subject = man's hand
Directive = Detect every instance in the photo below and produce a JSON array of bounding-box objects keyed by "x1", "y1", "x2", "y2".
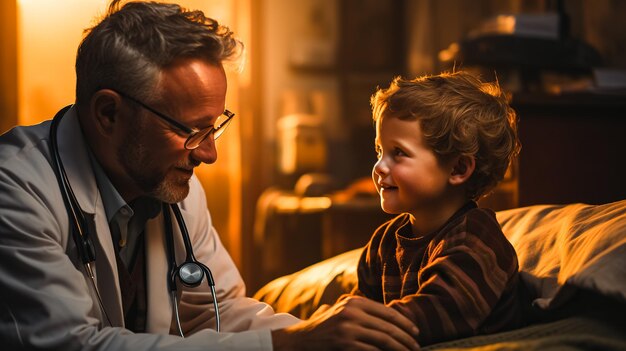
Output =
[{"x1": 272, "y1": 296, "x2": 420, "y2": 351}]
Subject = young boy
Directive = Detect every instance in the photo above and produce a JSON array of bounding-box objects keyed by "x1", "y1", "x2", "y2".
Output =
[{"x1": 353, "y1": 71, "x2": 524, "y2": 346}]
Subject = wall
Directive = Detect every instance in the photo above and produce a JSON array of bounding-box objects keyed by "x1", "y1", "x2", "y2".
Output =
[
  {"x1": 17, "y1": 0, "x2": 102, "y2": 126},
  {"x1": 0, "y1": 0, "x2": 17, "y2": 134},
  {"x1": 404, "y1": 0, "x2": 626, "y2": 76},
  {"x1": 260, "y1": 0, "x2": 341, "y2": 187}
]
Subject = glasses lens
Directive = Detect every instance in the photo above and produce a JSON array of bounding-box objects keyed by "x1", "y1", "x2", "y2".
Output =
[
  {"x1": 185, "y1": 130, "x2": 210, "y2": 150},
  {"x1": 183, "y1": 112, "x2": 234, "y2": 149},
  {"x1": 213, "y1": 113, "x2": 233, "y2": 140}
]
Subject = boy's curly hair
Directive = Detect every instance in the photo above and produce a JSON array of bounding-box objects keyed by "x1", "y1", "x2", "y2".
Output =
[{"x1": 371, "y1": 71, "x2": 521, "y2": 200}]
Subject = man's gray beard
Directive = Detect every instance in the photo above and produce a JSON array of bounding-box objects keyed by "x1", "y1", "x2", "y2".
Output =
[{"x1": 150, "y1": 178, "x2": 190, "y2": 204}]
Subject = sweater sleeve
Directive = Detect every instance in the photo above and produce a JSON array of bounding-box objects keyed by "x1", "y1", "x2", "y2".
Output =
[{"x1": 388, "y1": 210, "x2": 519, "y2": 345}]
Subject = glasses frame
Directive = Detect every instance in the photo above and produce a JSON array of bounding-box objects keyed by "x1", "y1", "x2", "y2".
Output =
[{"x1": 114, "y1": 90, "x2": 235, "y2": 150}]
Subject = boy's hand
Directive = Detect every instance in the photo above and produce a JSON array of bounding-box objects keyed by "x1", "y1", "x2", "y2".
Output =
[{"x1": 272, "y1": 296, "x2": 420, "y2": 351}]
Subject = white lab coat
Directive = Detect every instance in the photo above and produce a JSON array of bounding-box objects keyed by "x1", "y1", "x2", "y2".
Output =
[{"x1": 0, "y1": 106, "x2": 299, "y2": 350}]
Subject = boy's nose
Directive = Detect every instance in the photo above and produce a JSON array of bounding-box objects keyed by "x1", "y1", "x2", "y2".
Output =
[{"x1": 373, "y1": 158, "x2": 388, "y2": 177}]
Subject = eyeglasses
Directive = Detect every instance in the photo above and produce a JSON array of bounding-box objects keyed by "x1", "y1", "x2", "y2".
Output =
[{"x1": 115, "y1": 90, "x2": 235, "y2": 150}]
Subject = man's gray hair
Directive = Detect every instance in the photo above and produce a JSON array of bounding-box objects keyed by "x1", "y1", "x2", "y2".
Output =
[{"x1": 75, "y1": 0, "x2": 243, "y2": 106}]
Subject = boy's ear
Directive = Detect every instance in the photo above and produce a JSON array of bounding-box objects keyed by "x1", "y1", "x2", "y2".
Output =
[
  {"x1": 449, "y1": 155, "x2": 475, "y2": 185},
  {"x1": 90, "y1": 89, "x2": 121, "y2": 135}
]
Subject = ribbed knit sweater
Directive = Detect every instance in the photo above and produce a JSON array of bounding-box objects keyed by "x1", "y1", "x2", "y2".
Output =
[{"x1": 354, "y1": 202, "x2": 525, "y2": 346}]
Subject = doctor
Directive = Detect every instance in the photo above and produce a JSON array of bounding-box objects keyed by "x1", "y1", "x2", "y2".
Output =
[{"x1": 0, "y1": 1, "x2": 420, "y2": 350}]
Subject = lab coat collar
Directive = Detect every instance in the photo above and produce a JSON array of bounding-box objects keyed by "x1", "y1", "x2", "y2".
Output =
[{"x1": 55, "y1": 105, "x2": 124, "y2": 326}]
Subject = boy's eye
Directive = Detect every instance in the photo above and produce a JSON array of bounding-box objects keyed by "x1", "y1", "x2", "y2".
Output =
[
  {"x1": 375, "y1": 145, "x2": 382, "y2": 159},
  {"x1": 393, "y1": 147, "x2": 406, "y2": 157}
]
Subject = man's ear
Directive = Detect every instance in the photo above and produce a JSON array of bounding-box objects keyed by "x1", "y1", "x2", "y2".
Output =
[
  {"x1": 449, "y1": 155, "x2": 476, "y2": 185},
  {"x1": 90, "y1": 89, "x2": 121, "y2": 135}
]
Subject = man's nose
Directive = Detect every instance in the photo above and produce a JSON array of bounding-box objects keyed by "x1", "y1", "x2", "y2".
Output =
[{"x1": 190, "y1": 137, "x2": 218, "y2": 164}]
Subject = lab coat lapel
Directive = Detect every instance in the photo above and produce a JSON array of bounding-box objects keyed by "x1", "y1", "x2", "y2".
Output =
[
  {"x1": 145, "y1": 211, "x2": 173, "y2": 333},
  {"x1": 56, "y1": 106, "x2": 124, "y2": 326}
]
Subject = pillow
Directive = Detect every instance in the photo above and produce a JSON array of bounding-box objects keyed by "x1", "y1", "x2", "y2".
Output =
[
  {"x1": 253, "y1": 248, "x2": 360, "y2": 319},
  {"x1": 497, "y1": 200, "x2": 626, "y2": 309}
]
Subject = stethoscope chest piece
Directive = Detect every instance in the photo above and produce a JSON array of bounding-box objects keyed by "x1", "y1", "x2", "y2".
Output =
[{"x1": 178, "y1": 262, "x2": 204, "y2": 287}]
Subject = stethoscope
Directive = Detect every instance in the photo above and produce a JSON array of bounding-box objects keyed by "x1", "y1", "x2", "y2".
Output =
[{"x1": 48, "y1": 105, "x2": 220, "y2": 335}]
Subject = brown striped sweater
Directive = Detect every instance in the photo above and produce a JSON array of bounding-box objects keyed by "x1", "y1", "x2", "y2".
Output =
[{"x1": 353, "y1": 202, "x2": 525, "y2": 346}]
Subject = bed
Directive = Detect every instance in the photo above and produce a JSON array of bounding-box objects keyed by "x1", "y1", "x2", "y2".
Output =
[{"x1": 254, "y1": 200, "x2": 626, "y2": 350}]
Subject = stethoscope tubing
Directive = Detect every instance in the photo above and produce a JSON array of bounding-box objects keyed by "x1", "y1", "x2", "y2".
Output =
[
  {"x1": 164, "y1": 203, "x2": 221, "y2": 334},
  {"x1": 49, "y1": 105, "x2": 219, "y2": 335},
  {"x1": 50, "y1": 105, "x2": 112, "y2": 326}
]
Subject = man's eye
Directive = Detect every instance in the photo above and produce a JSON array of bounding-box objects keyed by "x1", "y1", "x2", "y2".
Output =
[{"x1": 375, "y1": 146, "x2": 382, "y2": 159}]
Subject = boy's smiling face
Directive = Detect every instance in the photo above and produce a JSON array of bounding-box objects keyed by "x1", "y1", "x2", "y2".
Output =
[{"x1": 372, "y1": 116, "x2": 456, "y2": 218}]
